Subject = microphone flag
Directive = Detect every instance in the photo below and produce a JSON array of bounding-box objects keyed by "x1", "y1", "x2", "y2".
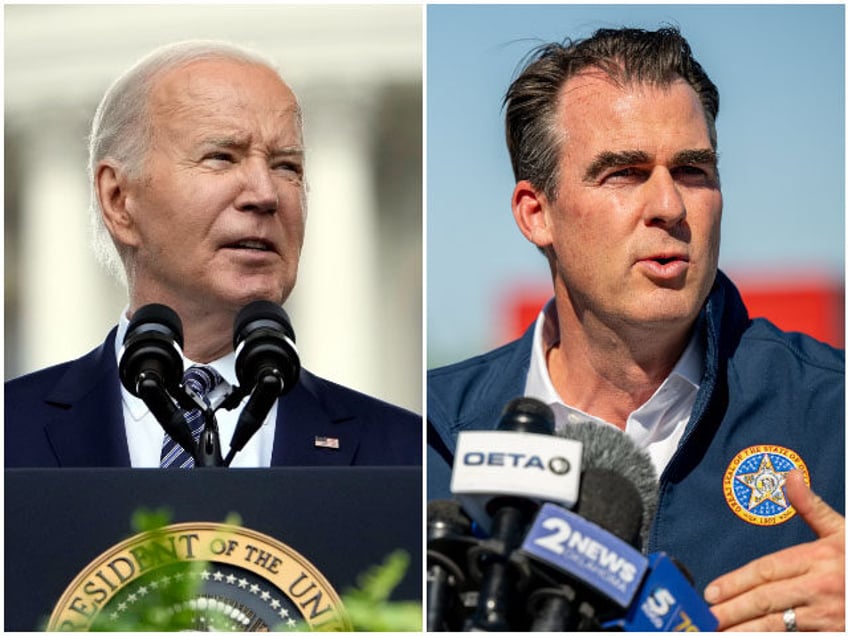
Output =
[
  {"x1": 521, "y1": 502, "x2": 649, "y2": 607},
  {"x1": 450, "y1": 430, "x2": 583, "y2": 533},
  {"x1": 602, "y1": 552, "x2": 719, "y2": 632}
]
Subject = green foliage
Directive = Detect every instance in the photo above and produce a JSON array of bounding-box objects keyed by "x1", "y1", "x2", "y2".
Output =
[
  {"x1": 130, "y1": 507, "x2": 173, "y2": 534},
  {"x1": 337, "y1": 550, "x2": 423, "y2": 632}
]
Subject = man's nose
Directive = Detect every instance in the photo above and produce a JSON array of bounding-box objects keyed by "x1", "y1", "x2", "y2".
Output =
[
  {"x1": 642, "y1": 168, "x2": 686, "y2": 227},
  {"x1": 235, "y1": 159, "x2": 278, "y2": 214}
]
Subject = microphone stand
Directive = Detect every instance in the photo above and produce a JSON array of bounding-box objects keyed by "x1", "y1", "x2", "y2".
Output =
[
  {"x1": 136, "y1": 374, "x2": 196, "y2": 461},
  {"x1": 171, "y1": 382, "x2": 227, "y2": 468},
  {"x1": 195, "y1": 407, "x2": 224, "y2": 467},
  {"x1": 465, "y1": 497, "x2": 535, "y2": 631},
  {"x1": 140, "y1": 371, "x2": 283, "y2": 468},
  {"x1": 141, "y1": 377, "x2": 227, "y2": 468},
  {"x1": 528, "y1": 586, "x2": 577, "y2": 631},
  {"x1": 223, "y1": 372, "x2": 284, "y2": 467}
]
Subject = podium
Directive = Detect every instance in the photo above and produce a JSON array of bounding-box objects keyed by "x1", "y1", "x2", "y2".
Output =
[{"x1": 5, "y1": 467, "x2": 422, "y2": 631}]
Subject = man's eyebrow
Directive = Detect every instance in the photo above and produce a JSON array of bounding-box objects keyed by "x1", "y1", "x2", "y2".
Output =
[
  {"x1": 582, "y1": 148, "x2": 718, "y2": 182},
  {"x1": 269, "y1": 146, "x2": 305, "y2": 158},
  {"x1": 583, "y1": 150, "x2": 650, "y2": 182},
  {"x1": 199, "y1": 137, "x2": 304, "y2": 158},
  {"x1": 198, "y1": 135, "x2": 249, "y2": 152},
  {"x1": 671, "y1": 148, "x2": 719, "y2": 168}
]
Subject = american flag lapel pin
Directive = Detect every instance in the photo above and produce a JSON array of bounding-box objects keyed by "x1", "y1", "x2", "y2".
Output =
[{"x1": 314, "y1": 436, "x2": 340, "y2": 449}]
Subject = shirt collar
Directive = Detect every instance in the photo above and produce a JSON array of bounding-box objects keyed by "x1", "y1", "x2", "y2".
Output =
[{"x1": 524, "y1": 298, "x2": 705, "y2": 432}]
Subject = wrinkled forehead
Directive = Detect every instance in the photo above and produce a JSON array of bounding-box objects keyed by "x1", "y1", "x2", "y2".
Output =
[{"x1": 148, "y1": 58, "x2": 303, "y2": 140}]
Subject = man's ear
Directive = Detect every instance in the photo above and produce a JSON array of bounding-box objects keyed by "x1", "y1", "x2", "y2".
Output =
[
  {"x1": 512, "y1": 179, "x2": 553, "y2": 249},
  {"x1": 96, "y1": 162, "x2": 140, "y2": 249}
]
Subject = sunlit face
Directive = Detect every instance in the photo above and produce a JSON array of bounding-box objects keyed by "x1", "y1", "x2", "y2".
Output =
[
  {"x1": 534, "y1": 71, "x2": 722, "y2": 332},
  {"x1": 117, "y1": 58, "x2": 306, "y2": 314}
]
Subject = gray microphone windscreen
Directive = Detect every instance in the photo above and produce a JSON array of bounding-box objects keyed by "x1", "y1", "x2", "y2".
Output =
[
  {"x1": 558, "y1": 420, "x2": 659, "y2": 550},
  {"x1": 576, "y1": 467, "x2": 644, "y2": 547}
]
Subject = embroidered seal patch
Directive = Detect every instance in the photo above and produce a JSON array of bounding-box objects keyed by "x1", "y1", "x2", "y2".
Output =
[{"x1": 723, "y1": 445, "x2": 810, "y2": 526}]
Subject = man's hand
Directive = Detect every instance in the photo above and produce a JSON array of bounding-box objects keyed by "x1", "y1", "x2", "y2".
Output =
[{"x1": 704, "y1": 470, "x2": 844, "y2": 631}]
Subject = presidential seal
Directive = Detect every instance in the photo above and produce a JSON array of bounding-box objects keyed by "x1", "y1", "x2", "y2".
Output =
[
  {"x1": 48, "y1": 523, "x2": 351, "y2": 631},
  {"x1": 722, "y1": 445, "x2": 810, "y2": 526}
]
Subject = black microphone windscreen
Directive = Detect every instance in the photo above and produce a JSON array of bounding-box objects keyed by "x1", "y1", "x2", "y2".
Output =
[
  {"x1": 558, "y1": 421, "x2": 658, "y2": 550},
  {"x1": 120, "y1": 303, "x2": 185, "y2": 396},
  {"x1": 233, "y1": 300, "x2": 295, "y2": 348},
  {"x1": 497, "y1": 397, "x2": 555, "y2": 435},
  {"x1": 233, "y1": 300, "x2": 300, "y2": 394},
  {"x1": 127, "y1": 303, "x2": 184, "y2": 347}
]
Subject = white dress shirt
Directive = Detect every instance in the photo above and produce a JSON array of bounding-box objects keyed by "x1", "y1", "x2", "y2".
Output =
[
  {"x1": 524, "y1": 299, "x2": 704, "y2": 477},
  {"x1": 116, "y1": 310, "x2": 276, "y2": 467}
]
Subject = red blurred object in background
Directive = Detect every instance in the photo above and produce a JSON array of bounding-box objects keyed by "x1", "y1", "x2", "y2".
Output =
[
  {"x1": 500, "y1": 273, "x2": 844, "y2": 349},
  {"x1": 734, "y1": 273, "x2": 844, "y2": 348}
]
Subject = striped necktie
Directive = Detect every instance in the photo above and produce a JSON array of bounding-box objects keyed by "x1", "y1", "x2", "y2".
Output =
[{"x1": 160, "y1": 365, "x2": 223, "y2": 468}]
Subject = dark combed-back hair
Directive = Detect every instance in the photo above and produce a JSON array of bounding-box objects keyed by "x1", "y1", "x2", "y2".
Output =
[{"x1": 504, "y1": 27, "x2": 719, "y2": 201}]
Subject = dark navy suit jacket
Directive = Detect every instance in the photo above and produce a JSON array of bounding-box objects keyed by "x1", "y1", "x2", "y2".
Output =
[{"x1": 6, "y1": 328, "x2": 421, "y2": 467}]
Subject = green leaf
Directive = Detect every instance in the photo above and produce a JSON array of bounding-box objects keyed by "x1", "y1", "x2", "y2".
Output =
[{"x1": 335, "y1": 550, "x2": 423, "y2": 632}]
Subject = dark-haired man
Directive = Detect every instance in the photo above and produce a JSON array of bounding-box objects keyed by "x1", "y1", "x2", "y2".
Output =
[{"x1": 428, "y1": 28, "x2": 843, "y2": 631}]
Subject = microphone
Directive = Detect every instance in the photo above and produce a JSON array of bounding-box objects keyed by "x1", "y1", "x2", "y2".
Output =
[
  {"x1": 521, "y1": 498, "x2": 649, "y2": 629},
  {"x1": 427, "y1": 500, "x2": 476, "y2": 631},
  {"x1": 561, "y1": 422, "x2": 718, "y2": 631},
  {"x1": 233, "y1": 300, "x2": 300, "y2": 394},
  {"x1": 519, "y1": 421, "x2": 658, "y2": 630},
  {"x1": 602, "y1": 552, "x2": 718, "y2": 631},
  {"x1": 560, "y1": 422, "x2": 716, "y2": 631},
  {"x1": 450, "y1": 400, "x2": 583, "y2": 534},
  {"x1": 520, "y1": 422, "x2": 716, "y2": 632},
  {"x1": 226, "y1": 301, "x2": 301, "y2": 465},
  {"x1": 558, "y1": 420, "x2": 659, "y2": 550},
  {"x1": 119, "y1": 304, "x2": 184, "y2": 397},
  {"x1": 119, "y1": 304, "x2": 196, "y2": 459},
  {"x1": 454, "y1": 398, "x2": 582, "y2": 631}
]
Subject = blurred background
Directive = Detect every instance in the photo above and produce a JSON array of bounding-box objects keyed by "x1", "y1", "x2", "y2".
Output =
[
  {"x1": 5, "y1": 5, "x2": 422, "y2": 413},
  {"x1": 428, "y1": 4, "x2": 845, "y2": 367},
  {"x1": 5, "y1": 5, "x2": 846, "y2": 411}
]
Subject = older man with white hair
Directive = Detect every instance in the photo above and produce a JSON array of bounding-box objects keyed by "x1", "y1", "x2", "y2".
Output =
[{"x1": 6, "y1": 40, "x2": 421, "y2": 469}]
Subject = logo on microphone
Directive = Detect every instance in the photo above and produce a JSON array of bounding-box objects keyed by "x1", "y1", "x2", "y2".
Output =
[
  {"x1": 722, "y1": 445, "x2": 810, "y2": 526},
  {"x1": 460, "y1": 451, "x2": 572, "y2": 475},
  {"x1": 521, "y1": 503, "x2": 649, "y2": 607}
]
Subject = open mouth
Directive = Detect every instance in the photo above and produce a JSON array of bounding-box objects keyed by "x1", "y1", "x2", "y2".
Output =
[
  {"x1": 226, "y1": 239, "x2": 275, "y2": 252},
  {"x1": 646, "y1": 252, "x2": 688, "y2": 265},
  {"x1": 638, "y1": 255, "x2": 689, "y2": 277}
]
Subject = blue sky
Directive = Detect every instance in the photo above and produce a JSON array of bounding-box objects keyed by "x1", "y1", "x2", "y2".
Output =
[{"x1": 427, "y1": 4, "x2": 845, "y2": 365}]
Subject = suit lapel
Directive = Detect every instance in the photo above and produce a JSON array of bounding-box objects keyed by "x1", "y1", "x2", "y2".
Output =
[
  {"x1": 271, "y1": 369, "x2": 363, "y2": 466},
  {"x1": 43, "y1": 328, "x2": 131, "y2": 466}
]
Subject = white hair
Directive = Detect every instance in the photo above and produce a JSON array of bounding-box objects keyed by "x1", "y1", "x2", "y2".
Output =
[{"x1": 88, "y1": 40, "x2": 300, "y2": 285}]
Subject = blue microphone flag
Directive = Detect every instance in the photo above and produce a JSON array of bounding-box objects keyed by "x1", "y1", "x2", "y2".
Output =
[
  {"x1": 520, "y1": 502, "x2": 649, "y2": 607},
  {"x1": 602, "y1": 552, "x2": 719, "y2": 631}
]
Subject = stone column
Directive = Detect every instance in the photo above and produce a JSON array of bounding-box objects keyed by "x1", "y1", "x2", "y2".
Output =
[
  {"x1": 288, "y1": 85, "x2": 381, "y2": 399},
  {"x1": 12, "y1": 112, "x2": 125, "y2": 375}
]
